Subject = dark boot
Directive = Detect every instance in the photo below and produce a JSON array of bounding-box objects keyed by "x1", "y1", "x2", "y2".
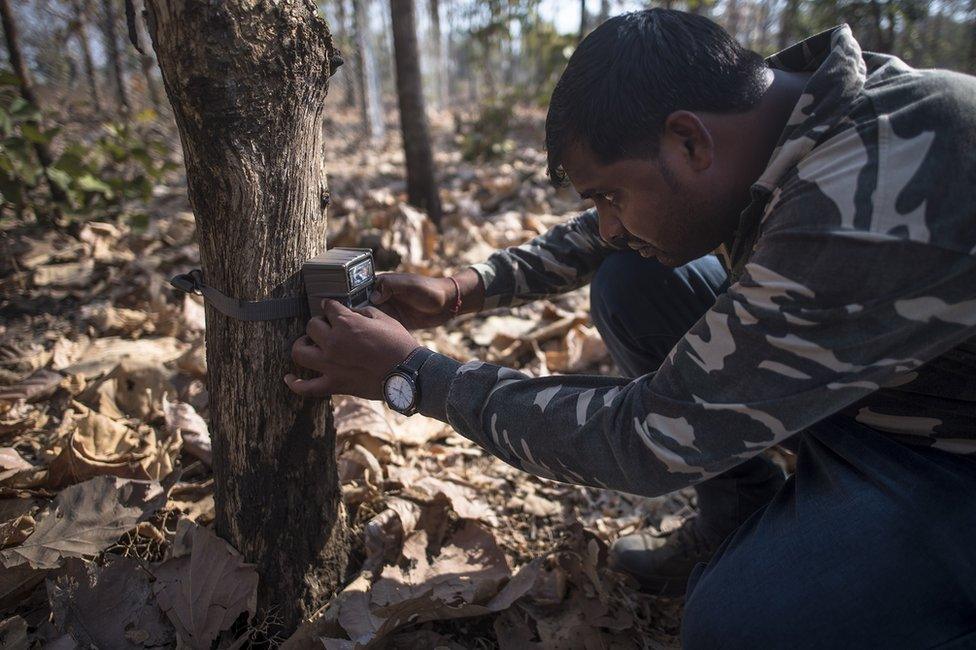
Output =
[{"x1": 610, "y1": 456, "x2": 786, "y2": 597}]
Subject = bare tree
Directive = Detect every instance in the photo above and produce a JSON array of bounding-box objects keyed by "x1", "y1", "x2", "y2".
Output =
[
  {"x1": 0, "y1": 0, "x2": 68, "y2": 204},
  {"x1": 353, "y1": 0, "x2": 386, "y2": 140},
  {"x1": 101, "y1": 0, "x2": 130, "y2": 115},
  {"x1": 579, "y1": 0, "x2": 588, "y2": 42},
  {"x1": 390, "y1": 0, "x2": 442, "y2": 224},
  {"x1": 777, "y1": 0, "x2": 801, "y2": 50},
  {"x1": 141, "y1": 0, "x2": 349, "y2": 629},
  {"x1": 69, "y1": 0, "x2": 103, "y2": 112}
]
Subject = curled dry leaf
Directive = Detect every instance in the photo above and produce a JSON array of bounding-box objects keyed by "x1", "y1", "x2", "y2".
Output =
[
  {"x1": 0, "y1": 369, "x2": 65, "y2": 404},
  {"x1": 151, "y1": 519, "x2": 258, "y2": 649},
  {"x1": 321, "y1": 521, "x2": 513, "y2": 647},
  {"x1": 56, "y1": 337, "x2": 188, "y2": 380},
  {"x1": 405, "y1": 476, "x2": 498, "y2": 526},
  {"x1": 0, "y1": 474, "x2": 172, "y2": 570},
  {"x1": 46, "y1": 403, "x2": 181, "y2": 488},
  {"x1": 48, "y1": 556, "x2": 175, "y2": 649},
  {"x1": 162, "y1": 396, "x2": 212, "y2": 466},
  {"x1": 0, "y1": 448, "x2": 32, "y2": 484}
]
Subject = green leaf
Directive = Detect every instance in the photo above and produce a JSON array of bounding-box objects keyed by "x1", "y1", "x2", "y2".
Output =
[
  {"x1": 76, "y1": 173, "x2": 113, "y2": 197},
  {"x1": 20, "y1": 123, "x2": 52, "y2": 144},
  {"x1": 45, "y1": 166, "x2": 73, "y2": 192},
  {"x1": 0, "y1": 70, "x2": 20, "y2": 87}
]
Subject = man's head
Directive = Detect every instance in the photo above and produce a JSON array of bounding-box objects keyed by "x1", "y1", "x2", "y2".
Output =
[{"x1": 546, "y1": 9, "x2": 771, "y2": 267}]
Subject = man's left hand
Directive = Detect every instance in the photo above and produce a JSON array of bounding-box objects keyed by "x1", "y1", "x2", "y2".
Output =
[{"x1": 285, "y1": 299, "x2": 421, "y2": 400}]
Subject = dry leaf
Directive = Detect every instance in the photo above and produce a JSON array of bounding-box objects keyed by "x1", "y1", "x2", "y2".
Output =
[
  {"x1": 0, "y1": 475, "x2": 171, "y2": 570},
  {"x1": 0, "y1": 615, "x2": 28, "y2": 649},
  {"x1": 48, "y1": 556, "x2": 175, "y2": 649},
  {"x1": 46, "y1": 403, "x2": 181, "y2": 488},
  {"x1": 56, "y1": 337, "x2": 188, "y2": 380},
  {"x1": 152, "y1": 519, "x2": 258, "y2": 649},
  {"x1": 33, "y1": 260, "x2": 95, "y2": 288},
  {"x1": 162, "y1": 396, "x2": 211, "y2": 466},
  {"x1": 0, "y1": 369, "x2": 64, "y2": 404}
]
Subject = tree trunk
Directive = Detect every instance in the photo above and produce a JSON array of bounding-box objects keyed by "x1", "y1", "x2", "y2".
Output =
[
  {"x1": 969, "y1": 0, "x2": 976, "y2": 73},
  {"x1": 353, "y1": 0, "x2": 386, "y2": 140},
  {"x1": 141, "y1": 0, "x2": 349, "y2": 630},
  {"x1": 0, "y1": 0, "x2": 68, "y2": 204},
  {"x1": 390, "y1": 0, "x2": 442, "y2": 224},
  {"x1": 777, "y1": 0, "x2": 800, "y2": 50},
  {"x1": 598, "y1": 0, "x2": 610, "y2": 25},
  {"x1": 336, "y1": 0, "x2": 357, "y2": 108},
  {"x1": 428, "y1": 0, "x2": 448, "y2": 109},
  {"x1": 578, "y1": 0, "x2": 587, "y2": 43},
  {"x1": 101, "y1": 0, "x2": 130, "y2": 116},
  {"x1": 71, "y1": 0, "x2": 104, "y2": 113},
  {"x1": 726, "y1": 0, "x2": 741, "y2": 42}
]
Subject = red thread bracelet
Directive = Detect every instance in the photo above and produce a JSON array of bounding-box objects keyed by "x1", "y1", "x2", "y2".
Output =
[{"x1": 448, "y1": 276, "x2": 462, "y2": 317}]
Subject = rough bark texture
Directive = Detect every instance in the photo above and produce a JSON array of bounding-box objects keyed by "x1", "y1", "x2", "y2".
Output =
[
  {"x1": 390, "y1": 0, "x2": 442, "y2": 224},
  {"x1": 0, "y1": 0, "x2": 68, "y2": 204},
  {"x1": 71, "y1": 0, "x2": 104, "y2": 112},
  {"x1": 142, "y1": 0, "x2": 348, "y2": 629},
  {"x1": 101, "y1": 0, "x2": 130, "y2": 115},
  {"x1": 777, "y1": 0, "x2": 800, "y2": 50}
]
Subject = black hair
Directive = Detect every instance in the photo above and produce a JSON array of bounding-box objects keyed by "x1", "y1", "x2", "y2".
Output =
[{"x1": 545, "y1": 9, "x2": 769, "y2": 186}]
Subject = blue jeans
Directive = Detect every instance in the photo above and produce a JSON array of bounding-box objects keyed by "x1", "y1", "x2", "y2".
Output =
[{"x1": 591, "y1": 252, "x2": 976, "y2": 647}]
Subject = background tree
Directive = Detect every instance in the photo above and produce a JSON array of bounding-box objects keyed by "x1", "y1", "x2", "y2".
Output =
[
  {"x1": 69, "y1": 0, "x2": 103, "y2": 112},
  {"x1": 100, "y1": 0, "x2": 129, "y2": 116},
  {"x1": 0, "y1": 0, "x2": 67, "y2": 204},
  {"x1": 142, "y1": 0, "x2": 348, "y2": 630},
  {"x1": 390, "y1": 0, "x2": 442, "y2": 223}
]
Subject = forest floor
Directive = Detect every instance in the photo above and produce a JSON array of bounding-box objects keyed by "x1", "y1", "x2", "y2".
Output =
[{"x1": 0, "y1": 107, "x2": 692, "y2": 648}]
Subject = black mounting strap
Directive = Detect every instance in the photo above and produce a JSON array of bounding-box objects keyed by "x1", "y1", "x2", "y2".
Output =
[{"x1": 170, "y1": 269, "x2": 304, "y2": 322}]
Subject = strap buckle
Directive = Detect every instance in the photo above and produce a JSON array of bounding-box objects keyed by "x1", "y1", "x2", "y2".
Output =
[{"x1": 170, "y1": 269, "x2": 204, "y2": 295}]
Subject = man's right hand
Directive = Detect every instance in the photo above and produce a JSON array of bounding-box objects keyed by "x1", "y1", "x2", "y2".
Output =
[{"x1": 370, "y1": 267, "x2": 485, "y2": 330}]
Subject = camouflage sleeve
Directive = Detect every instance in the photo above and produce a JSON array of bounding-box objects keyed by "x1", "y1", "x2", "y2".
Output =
[
  {"x1": 418, "y1": 201, "x2": 976, "y2": 498},
  {"x1": 469, "y1": 208, "x2": 619, "y2": 309}
]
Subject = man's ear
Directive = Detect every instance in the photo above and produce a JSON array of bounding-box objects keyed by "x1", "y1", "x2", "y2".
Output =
[{"x1": 661, "y1": 110, "x2": 713, "y2": 172}]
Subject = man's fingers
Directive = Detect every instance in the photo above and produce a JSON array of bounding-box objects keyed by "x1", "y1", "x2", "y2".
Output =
[
  {"x1": 306, "y1": 316, "x2": 332, "y2": 347},
  {"x1": 355, "y1": 305, "x2": 390, "y2": 321},
  {"x1": 291, "y1": 335, "x2": 326, "y2": 370},
  {"x1": 370, "y1": 275, "x2": 395, "y2": 305},
  {"x1": 284, "y1": 373, "x2": 332, "y2": 397},
  {"x1": 321, "y1": 298, "x2": 355, "y2": 324}
]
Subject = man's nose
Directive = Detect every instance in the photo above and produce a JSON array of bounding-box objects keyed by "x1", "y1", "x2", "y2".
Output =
[{"x1": 596, "y1": 208, "x2": 626, "y2": 244}]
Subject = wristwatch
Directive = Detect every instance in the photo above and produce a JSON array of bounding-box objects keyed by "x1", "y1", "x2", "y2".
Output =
[{"x1": 382, "y1": 347, "x2": 434, "y2": 416}]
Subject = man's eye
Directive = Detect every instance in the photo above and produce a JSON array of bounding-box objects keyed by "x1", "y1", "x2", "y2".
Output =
[{"x1": 602, "y1": 193, "x2": 618, "y2": 206}]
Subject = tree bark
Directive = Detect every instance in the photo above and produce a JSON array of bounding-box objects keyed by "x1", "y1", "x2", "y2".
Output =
[
  {"x1": 353, "y1": 0, "x2": 386, "y2": 140},
  {"x1": 390, "y1": 0, "x2": 442, "y2": 224},
  {"x1": 141, "y1": 0, "x2": 349, "y2": 630},
  {"x1": 71, "y1": 0, "x2": 104, "y2": 113},
  {"x1": 0, "y1": 0, "x2": 68, "y2": 204},
  {"x1": 101, "y1": 0, "x2": 130, "y2": 116},
  {"x1": 428, "y1": 0, "x2": 448, "y2": 109}
]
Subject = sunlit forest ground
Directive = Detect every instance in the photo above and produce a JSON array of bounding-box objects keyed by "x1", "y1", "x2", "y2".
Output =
[{"x1": 1, "y1": 102, "x2": 701, "y2": 647}]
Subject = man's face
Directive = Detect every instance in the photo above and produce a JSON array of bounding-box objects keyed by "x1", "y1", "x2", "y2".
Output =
[{"x1": 561, "y1": 134, "x2": 738, "y2": 268}]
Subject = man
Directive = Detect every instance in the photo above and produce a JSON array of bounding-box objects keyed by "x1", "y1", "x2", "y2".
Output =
[{"x1": 286, "y1": 9, "x2": 976, "y2": 646}]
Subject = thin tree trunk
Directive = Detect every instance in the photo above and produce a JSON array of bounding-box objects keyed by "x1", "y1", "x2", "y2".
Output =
[
  {"x1": 428, "y1": 0, "x2": 448, "y2": 109},
  {"x1": 726, "y1": 0, "x2": 741, "y2": 42},
  {"x1": 777, "y1": 0, "x2": 800, "y2": 50},
  {"x1": 337, "y1": 0, "x2": 357, "y2": 108},
  {"x1": 71, "y1": 0, "x2": 103, "y2": 113},
  {"x1": 390, "y1": 0, "x2": 442, "y2": 224},
  {"x1": 353, "y1": 0, "x2": 386, "y2": 141},
  {"x1": 578, "y1": 0, "x2": 587, "y2": 42},
  {"x1": 969, "y1": 0, "x2": 976, "y2": 73},
  {"x1": 141, "y1": 0, "x2": 349, "y2": 630},
  {"x1": 0, "y1": 0, "x2": 68, "y2": 204},
  {"x1": 101, "y1": 0, "x2": 130, "y2": 116},
  {"x1": 598, "y1": 0, "x2": 610, "y2": 25}
]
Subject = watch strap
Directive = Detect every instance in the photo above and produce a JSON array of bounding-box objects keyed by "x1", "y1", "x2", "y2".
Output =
[{"x1": 399, "y1": 347, "x2": 435, "y2": 376}]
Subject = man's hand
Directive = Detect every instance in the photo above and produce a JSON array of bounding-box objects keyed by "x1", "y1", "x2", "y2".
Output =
[
  {"x1": 285, "y1": 300, "x2": 421, "y2": 400},
  {"x1": 371, "y1": 267, "x2": 485, "y2": 329}
]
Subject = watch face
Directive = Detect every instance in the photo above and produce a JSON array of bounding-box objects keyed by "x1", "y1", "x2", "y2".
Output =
[{"x1": 384, "y1": 374, "x2": 415, "y2": 411}]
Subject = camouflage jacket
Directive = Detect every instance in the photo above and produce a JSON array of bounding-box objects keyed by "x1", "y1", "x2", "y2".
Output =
[{"x1": 416, "y1": 26, "x2": 976, "y2": 497}]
